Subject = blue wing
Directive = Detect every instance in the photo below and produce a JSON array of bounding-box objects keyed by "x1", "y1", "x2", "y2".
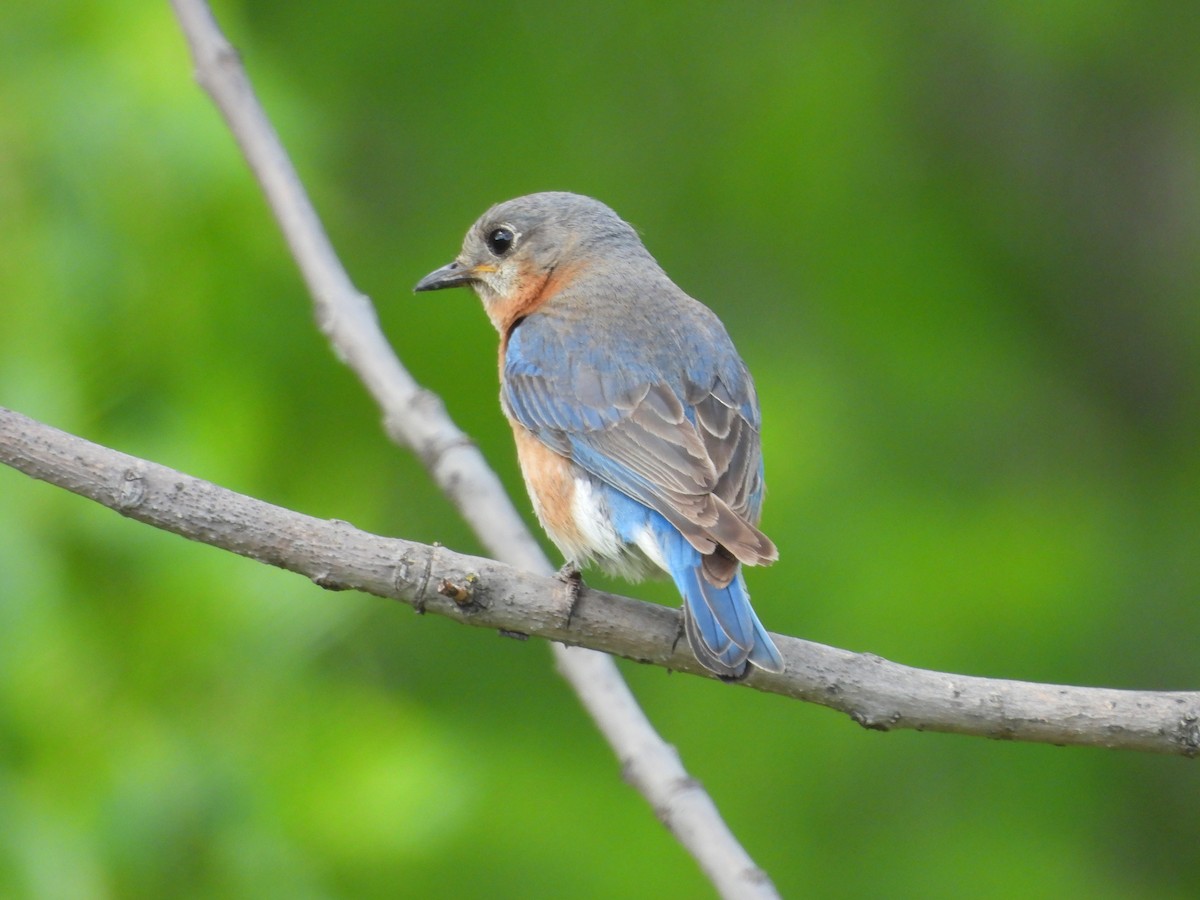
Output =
[{"x1": 502, "y1": 307, "x2": 775, "y2": 569}]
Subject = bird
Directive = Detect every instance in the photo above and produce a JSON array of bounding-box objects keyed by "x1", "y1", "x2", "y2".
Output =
[{"x1": 414, "y1": 192, "x2": 783, "y2": 678}]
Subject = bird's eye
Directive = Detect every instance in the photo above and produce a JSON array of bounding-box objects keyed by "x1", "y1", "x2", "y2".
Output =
[{"x1": 486, "y1": 226, "x2": 515, "y2": 257}]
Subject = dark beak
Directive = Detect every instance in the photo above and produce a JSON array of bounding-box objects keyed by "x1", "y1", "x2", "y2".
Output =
[{"x1": 414, "y1": 260, "x2": 477, "y2": 293}]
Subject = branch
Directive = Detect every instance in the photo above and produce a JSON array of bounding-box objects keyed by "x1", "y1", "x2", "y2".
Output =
[
  {"x1": 166, "y1": 1, "x2": 777, "y2": 897},
  {"x1": 4, "y1": 405, "x2": 1199, "y2": 759}
]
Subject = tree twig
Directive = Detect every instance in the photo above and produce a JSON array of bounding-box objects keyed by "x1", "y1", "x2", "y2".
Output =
[
  {"x1": 3, "y1": 405, "x2": 1199, "y2": 759},
  {"x1": 166, "y1": 1, "x2": 780, "y2": 896}
]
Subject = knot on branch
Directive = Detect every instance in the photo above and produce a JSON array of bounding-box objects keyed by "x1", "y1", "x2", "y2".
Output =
[
  {"x1": 851, "y1": 708, "x2": 902, "y2": 732},
  {"x1": 1176, "y1": 715, "x2": 1200, "y2": 758},
  {"x1": 115, "y1": 466, "x2": 148, "y2": 510},
  {"x1": 437, "y1": 573, "x2": 479, "y2": 607}
]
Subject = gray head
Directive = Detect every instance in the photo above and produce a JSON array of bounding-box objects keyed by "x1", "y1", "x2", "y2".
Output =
[{"x1": 413, "y1": 192, "x2": 656, "y2": 317}]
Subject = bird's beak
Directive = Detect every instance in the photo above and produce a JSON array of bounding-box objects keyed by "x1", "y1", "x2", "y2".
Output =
[{"x1": 413, "y1": 260, "x2": 483, "y2": 293}]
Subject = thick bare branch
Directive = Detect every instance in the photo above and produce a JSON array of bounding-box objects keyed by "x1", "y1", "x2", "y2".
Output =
[
  {"x1": 167, "y1": 2, "x2": 778, "y2": 896},
  {"x1": 4, "y1": 405, "x2": 1198, "y2": 758}
]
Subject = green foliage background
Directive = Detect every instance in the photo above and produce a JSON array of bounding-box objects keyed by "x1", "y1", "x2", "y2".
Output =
[{"x1": 2, "y1": 2, "x2": 1199, "y2": 897}]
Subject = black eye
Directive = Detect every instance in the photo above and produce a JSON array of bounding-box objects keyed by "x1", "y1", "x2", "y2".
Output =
[{"x1": 486, "y1": 226, "x2": 515, "y2": 257}]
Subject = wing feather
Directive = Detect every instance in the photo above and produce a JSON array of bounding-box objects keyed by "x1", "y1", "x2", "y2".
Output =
[{"x1": 503, "y1": 313, "x2": 776, "y2": 570}]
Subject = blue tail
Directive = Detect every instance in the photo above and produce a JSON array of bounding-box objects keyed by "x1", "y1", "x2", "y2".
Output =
[
  {"x1": 661, "y1": 527, "x2": 784, "y2": 678},
  {"x1": 604, "y1": 487, "x2": 783, "y2": 677}
]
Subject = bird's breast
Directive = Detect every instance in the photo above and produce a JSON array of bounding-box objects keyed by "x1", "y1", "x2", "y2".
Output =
[
  {"x1": 490, "y1": 260, "x2": 589, "y2": 340},
  {"x1": 509, "y1": 422, "x2": 658, "y2": 579}
]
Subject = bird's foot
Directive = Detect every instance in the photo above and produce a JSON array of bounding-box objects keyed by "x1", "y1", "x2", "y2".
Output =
[{"x1": 556, "y1": 561, "x2": 584, "y2": 626}]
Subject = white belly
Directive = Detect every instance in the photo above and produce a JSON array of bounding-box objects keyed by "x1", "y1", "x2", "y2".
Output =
[{"x1": 531, "y1": 474, "x2": 666, "y2": 582}]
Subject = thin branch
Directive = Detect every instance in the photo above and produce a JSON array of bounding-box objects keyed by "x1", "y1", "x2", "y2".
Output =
[
  {"x1": 4, "y1": 405, "x2": 1199, "y2": 759},
  {"x1": 166, "y1": 1, "x2": 778, "y2": 896}
]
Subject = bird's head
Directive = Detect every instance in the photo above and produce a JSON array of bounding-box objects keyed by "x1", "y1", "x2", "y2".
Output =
[{"x1": 414, "y1": 192, "x2": 649, "y2": 330}]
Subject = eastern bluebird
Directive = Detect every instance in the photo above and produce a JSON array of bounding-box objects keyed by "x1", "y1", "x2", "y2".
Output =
[{"x1": 415, "y1": 192, "x2": 783, "y2": 677}]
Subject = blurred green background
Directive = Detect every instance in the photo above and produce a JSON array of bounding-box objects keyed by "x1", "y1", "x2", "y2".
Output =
[{"x1": 2, "y1": 1, "x2": 1199, "y2": 897}]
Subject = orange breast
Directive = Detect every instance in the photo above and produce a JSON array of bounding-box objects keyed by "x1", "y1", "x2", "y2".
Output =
[
  {"x1": 493, "y1": 259, "x2": 586, "y2": 343},
  {"x1": 510, "y1": 422, "x2": 584, "y2": 556}
]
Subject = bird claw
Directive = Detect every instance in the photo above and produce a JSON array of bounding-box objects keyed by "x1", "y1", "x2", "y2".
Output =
[{"x1": 556, "y1": 561, "x2": 584, "y2": 626}]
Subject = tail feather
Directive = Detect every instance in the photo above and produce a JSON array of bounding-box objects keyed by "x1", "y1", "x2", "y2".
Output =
[
  {"x1": 602, "y1": 487, "x2": 783, "y2": 676},
  {"x1": 746, "y1": 612, "x2": 784, "y2": 673},
  {"x1": 667, "y1": 540, "x2": 784, "y2": 677},
  {"x1": 687, "y1": 564, "x2": 755, "y2": 653},
  {"x1": 683, "y1": 601, "x2": 748, "y2": 678}
]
